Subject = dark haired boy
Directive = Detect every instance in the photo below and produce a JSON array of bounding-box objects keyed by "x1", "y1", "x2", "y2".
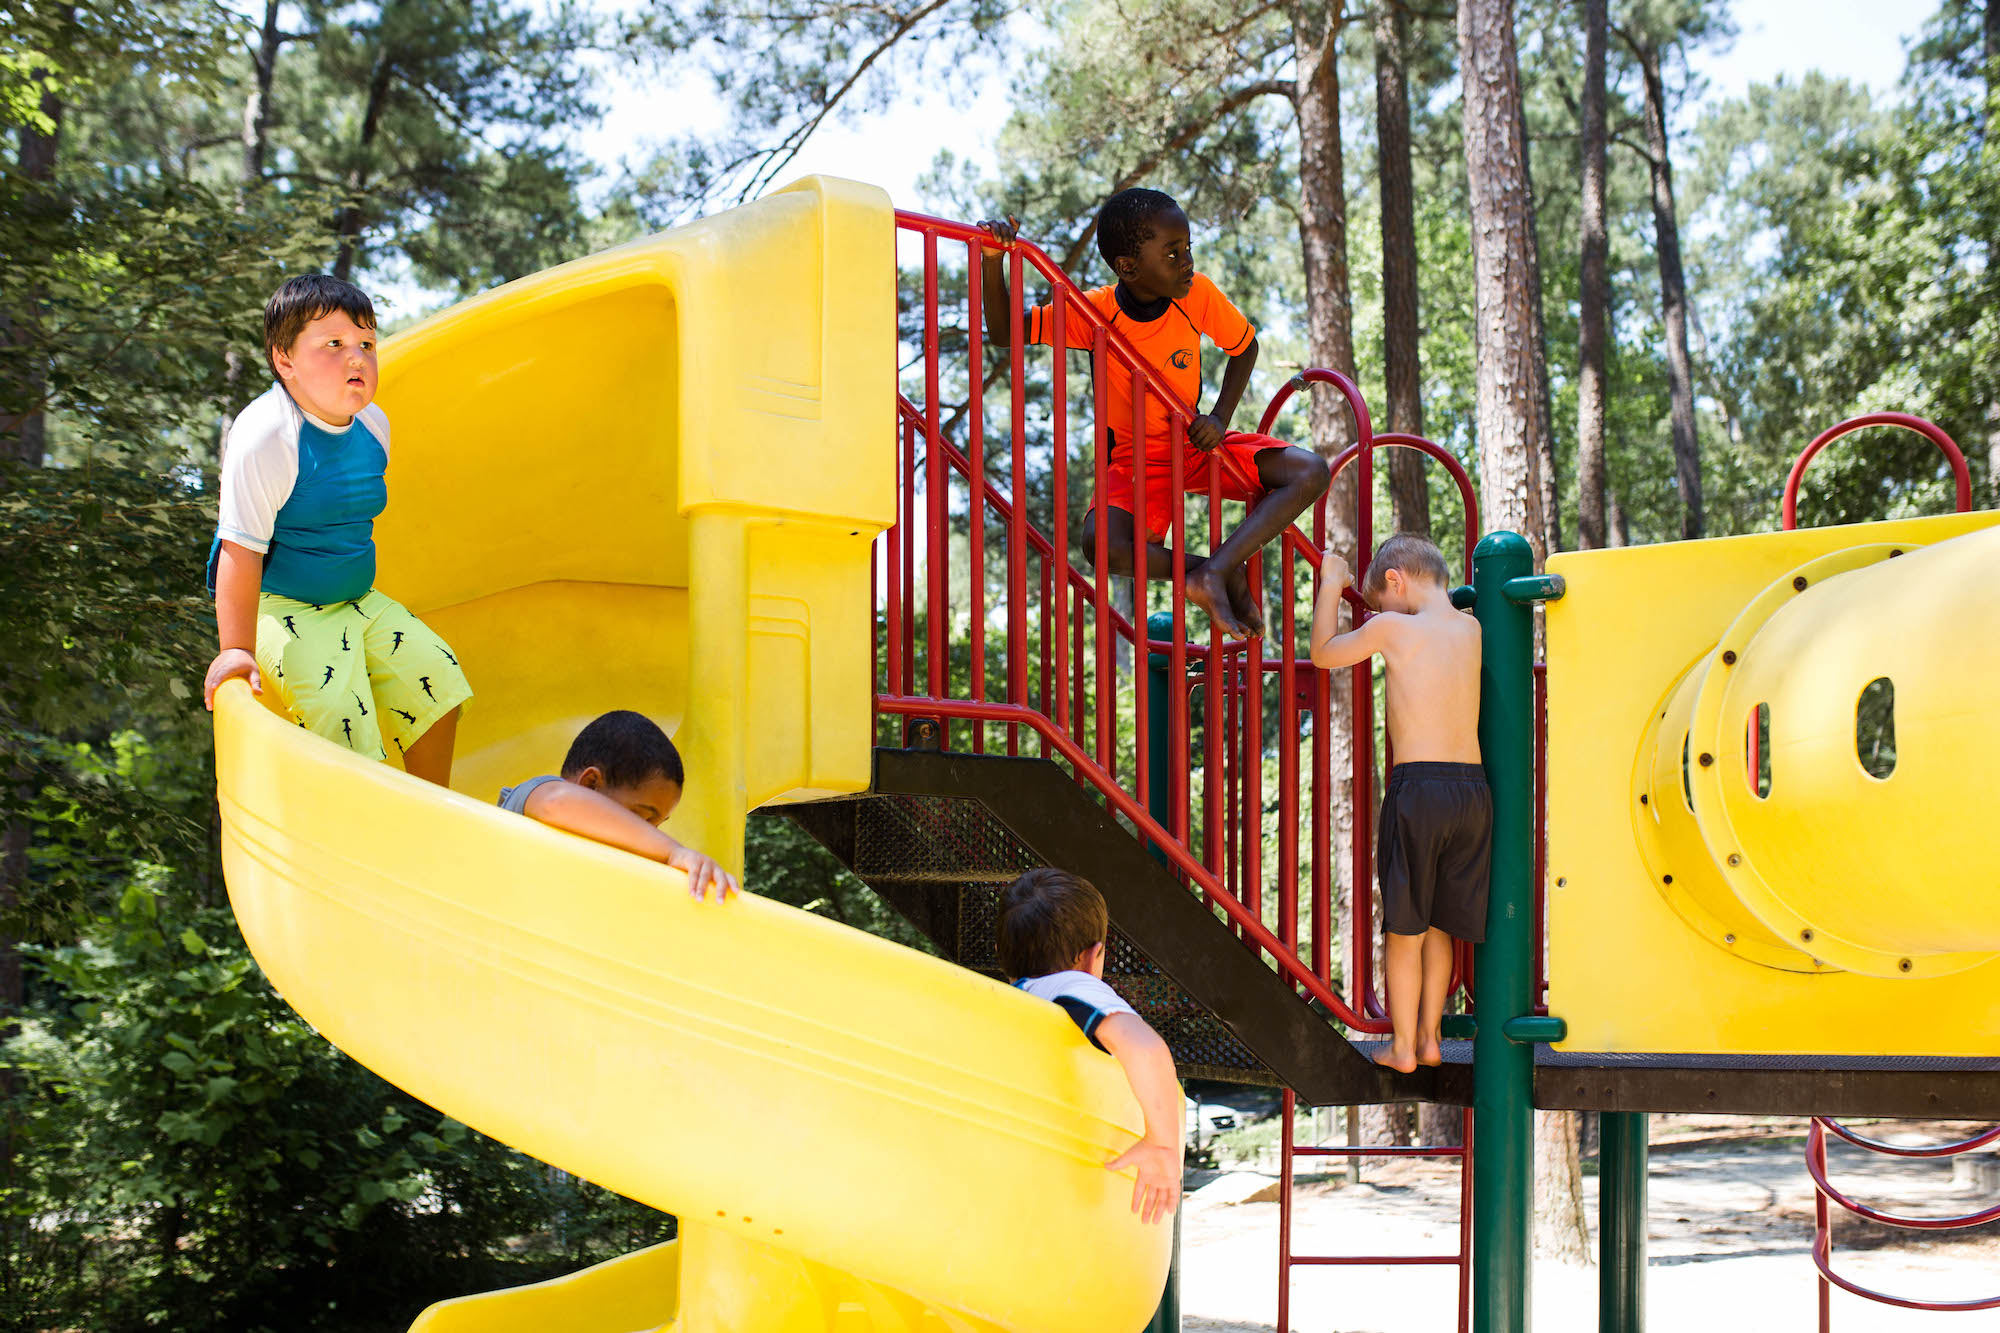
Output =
[
  {"x1": 977, "y1": 189, "x2": 1329, "y2": 638},
  {"x1": 1310, "y1": 534, "x2": 1488, "y2": 1073},
  {"x1": 997, "y1": 868, "x2": 1182, "y2": 1224},
  {"x1": 202, "y1": 275, "x2": 471, "y2": 785},
  {"x1": 499, "y1": 710, "x2": 738, "y2": 902}
]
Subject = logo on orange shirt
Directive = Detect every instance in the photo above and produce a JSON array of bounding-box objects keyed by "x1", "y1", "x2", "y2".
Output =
[{"x1": 1170, "y1": 349, "x2": 1194, "y2": 369}]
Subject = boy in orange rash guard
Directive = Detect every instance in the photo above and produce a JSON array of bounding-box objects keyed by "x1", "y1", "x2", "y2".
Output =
[{"x1": 978, "y1": 188, "x2": 1329, "y2": 637}]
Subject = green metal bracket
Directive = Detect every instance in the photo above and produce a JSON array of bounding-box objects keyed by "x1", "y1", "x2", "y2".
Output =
[
  {"x1": 1441, "y1": 1013, "x2": 1478, "y2": 1040},
  {"x1": 1500, "y1": 1015, "x2": 1567, "y2": 1045},
  {"x1": 1501, "y1": 573, "x2": 1566, "y2": 604}
]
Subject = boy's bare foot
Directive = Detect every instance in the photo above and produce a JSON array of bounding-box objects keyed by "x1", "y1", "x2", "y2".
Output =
[
  {"x1": 1186, "y1": 565, "x2": 1251, "y2": 637},
  {"x1": 1372, "y1": 1043, "x2": 1419, "y2": 1075},
  {"x1": 1223, "y1": 562, "x2": 1264, "y2": 637},
  {"x1": 1416, "y1": 1036, "x2": 1443, "y2": 1068}
]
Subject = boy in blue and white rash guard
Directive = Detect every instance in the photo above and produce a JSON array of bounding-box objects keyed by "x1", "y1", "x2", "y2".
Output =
[
  {"x1": 996, "y1": 868, "x2": 1185, "y2": 1225},
  {"x1": 201, "y1": 275, "x2": 471, "y2": 781}
]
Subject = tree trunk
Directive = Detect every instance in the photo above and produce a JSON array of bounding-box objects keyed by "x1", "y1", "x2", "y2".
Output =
[
  {"x1": 1637, "y1": 41, "x2": 1702, "y2": 540},
  {"x1": 1418, "y1": 1101, "x2": 1464, "y2": 1147},
  {"x1": 1534, "y1": 1109, "x2": 1592, "y2": 1263},
  {"x1": 1374, "y1": 0, "x2": 1430, "y2": 537},
  {"x1": 242, "y1": 0, "x2": 284, "y2": 184},
  {"x1": 1292, "y1": 1, "x2": 1363, "y2": 985},
  {"x1": 1608, "y1": 491, "x2": 1629, "y2": 547},
  {"x1": 331, "y1": 52, "x2": 397, "y2": 282},
  {"x1": 1456, "y1": 0, "x2": 1547, "y2": 559},
  {"x1": 1514, "y1": 88, "x2": 1562, "y2": 554},
  {"x1": 1575, "y1": 0, "x2": 1611, "y2": 549},
  {"x1": 0, "y1": 7, "x2": 71, "y2": 467}
]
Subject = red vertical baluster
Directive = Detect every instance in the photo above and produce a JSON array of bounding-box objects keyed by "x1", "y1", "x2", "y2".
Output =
[
  {"x1": 1008, "y1": 247, "x2": 1028, "y2": 757},
  {"x1": 1355, "y1": 419, "x2": 1378, "y2": 1013},
  {"x1": 1169, "y1": 418, "x2": 1189, "y2": 847},
  {"x1": 1244, "y1": 550, "x2": 1264, "y2": 930},
  {"x1": 1280, "y1": 536, "x2": 1299, "y2": 968},
  {"x1": 965, "y1": 238, "x2": 986, "y2": 754},
  {"x1": 1052, "y1": 292, "x2": 1071, "y2": 738},
  {"x1": 1277, "y1": 1088, "x2": 1295, "y2": 1333},
  {"x1": 1132, "y1": 380, "x2": 1150, "y2": 811},
  {"x1": 1092, "y1": 330, "x2": 1112, "y2": 774},
  {"x1": 903, "y1": 416, "x2": 917, "y2": 692},
  {"x1": 1458, "y1": 1108, "x2": 1475, "y2": 1333},
  {"x1": 1203, "y1": 471, "x2": 1224, "y2": 886},
  {"x1": 1310, "y1": 491, "x2": 1332, "y2": 983},
  {"x1": 923, "y1": 231, "x2": 947, "y2": 714},
  {"x1": 1225, "y1": 638, "x2": 1240, "y2": 913},
  {"x1": 886, "y1": 416, "x2": 905, "y2": 701},
  {"x1": 1038, "y1": 556, "x2": 1053, "y2": 760}
]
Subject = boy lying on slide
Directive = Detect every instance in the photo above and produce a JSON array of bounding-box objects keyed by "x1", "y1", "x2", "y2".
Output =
[{"x1": 499, "y1": 710, "x2": 738, "y2": 902}]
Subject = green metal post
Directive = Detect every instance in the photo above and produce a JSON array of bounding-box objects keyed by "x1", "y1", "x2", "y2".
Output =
[
  {"x1": 1142, "y1": 609, "x2": 1181, "y2": 1333},
  {"x1": 1599, "y1": 1112, "x2": 1649, "y2": 1332},
  {"x1": 1471, "y1": 530, "x2": 1538, "y2": 1333}
]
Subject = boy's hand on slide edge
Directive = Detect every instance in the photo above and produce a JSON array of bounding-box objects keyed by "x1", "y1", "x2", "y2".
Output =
[
  {"x1": 1321, "y1": 550, "x2": 1352, "y2": 591},
  {"x1": 1187, "y1": 415, "x2": 1225, "y2": 452},
  {"x1": 203, "y1": 649, "x2": 261, "y2": 710},
  {"x1": 976, "y1": 215, "x2": 1020, "y2": 252},
  {"x1": 1106, "y1": 1139, "x2": 1182, "y2": 1225},
  {"x1": 669, "y1": 846, "x2": 740, "y2": 903}
]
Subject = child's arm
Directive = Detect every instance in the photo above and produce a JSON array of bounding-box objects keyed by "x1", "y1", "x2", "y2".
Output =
[
  {"x1": 204, "y1": 540, "x2": 264, "y2": 708},
  {"x1": 1190, "y1": 335, "x2": 1260, "y2": 451},
  {"x1": 1309, "y1": 551, "x2": 1393, "y2": 669},
  {"x1": 976, "y1": 215, "x2": 1026, "y2": 346},
  {"x1": 521, "y1": 782, "x2": 740, "y2": 902},
  {"x1": 1096, "y1": 1012, "x2": 1183, "y2": 1225}
]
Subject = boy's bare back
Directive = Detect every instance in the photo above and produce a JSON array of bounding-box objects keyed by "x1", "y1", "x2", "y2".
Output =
[{"x1": 1375, "y1": 604, "x2": 1482, "y2": 765}]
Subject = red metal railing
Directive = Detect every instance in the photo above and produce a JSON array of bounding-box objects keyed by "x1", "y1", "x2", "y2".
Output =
[
  {"x1": 1782, "y1": 412, "x2": 1973, "y2": 530},
  {"x1": 882, "y1": 209, "x2": 1486, "y2": 1036},
  {"x1": 1277, "y1": 1094, "x2": 1474, "y2": 1333},
  {"x1": 1808, "y1": 1118, "x2": 2000, "y2": 1325}
]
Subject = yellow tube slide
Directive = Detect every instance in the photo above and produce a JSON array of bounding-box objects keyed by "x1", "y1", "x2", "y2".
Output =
[{"x1": 213, "y1": 177, "x2": 1170, "y2": 1333}]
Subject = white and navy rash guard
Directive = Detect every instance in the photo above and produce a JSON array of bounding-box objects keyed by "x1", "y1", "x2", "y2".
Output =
[
  {"x1": 208, "y1": 384, "x2": 391, "y2": 606},
  {"x1": 1015, "y1": 970, "x2": 1137, "y2": 1052}
]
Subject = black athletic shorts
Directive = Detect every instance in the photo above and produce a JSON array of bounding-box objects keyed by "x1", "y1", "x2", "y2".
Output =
[{"x1": 1377, "y1": 761, "x2": 1493, "y2": 942}]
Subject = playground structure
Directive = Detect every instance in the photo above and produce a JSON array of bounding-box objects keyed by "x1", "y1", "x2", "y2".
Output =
[{"x1": 207, "y1": 178, "x2": 2000, "y2": 1333}]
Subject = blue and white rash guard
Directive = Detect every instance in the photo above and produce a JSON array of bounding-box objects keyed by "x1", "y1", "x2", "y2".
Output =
[
  {"x1": 1015, "y1": 970, "x2": 1137, "y2": 1053},
  {"x1": 207, "y1": 384, "x2": 391, "y2": 606}
]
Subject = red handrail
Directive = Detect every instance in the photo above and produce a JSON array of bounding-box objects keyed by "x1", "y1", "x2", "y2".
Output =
[
  {"x1": 1782, "y1": 412, "x2": 1974, "y2": 530},
  {"x1": 1808, "y1": 1117, "x2": 2000, "y2": 1324}
]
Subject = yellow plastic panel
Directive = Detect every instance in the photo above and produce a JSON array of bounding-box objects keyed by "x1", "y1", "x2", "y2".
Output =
[
  {"x1": 409, "y1": 1240, "x2": 679, "y2": 1332},
  {"x1": 1545, "y1": 509, "x2": 2000, "y2": 1056}
]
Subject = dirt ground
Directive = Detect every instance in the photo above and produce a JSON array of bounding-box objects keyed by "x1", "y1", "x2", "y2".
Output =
[{"x1": 1179, "y1": 1114, "x2": 2000, "y2": 1333}]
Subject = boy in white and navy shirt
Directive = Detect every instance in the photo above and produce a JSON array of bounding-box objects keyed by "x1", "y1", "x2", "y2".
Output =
[
  {"x1": 201, "y1": 275, "x2": 471, "y2": 782},
  {"x1": 997, "y1": 868, "x2": 1185, "y2": 1225}
]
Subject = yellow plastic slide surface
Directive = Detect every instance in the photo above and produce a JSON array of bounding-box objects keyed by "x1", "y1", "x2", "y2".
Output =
[{"x1": 214, "y1": 177, "x2": 1170, "y2": 1333}]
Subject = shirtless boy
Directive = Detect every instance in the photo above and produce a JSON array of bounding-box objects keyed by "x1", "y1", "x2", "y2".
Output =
[{"x1": 1310, "y1": 534, "x2": 1491, "y2": 1073}]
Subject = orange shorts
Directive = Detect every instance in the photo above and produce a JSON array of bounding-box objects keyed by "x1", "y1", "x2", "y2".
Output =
[{"x1": 1100, "y1": 431, "x2": 1293, "y2": 541}]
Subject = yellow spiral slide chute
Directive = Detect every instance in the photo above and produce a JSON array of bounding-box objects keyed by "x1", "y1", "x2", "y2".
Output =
[{"x1": 212, "y1": 177, "x2": 1170, "y2": 1333}]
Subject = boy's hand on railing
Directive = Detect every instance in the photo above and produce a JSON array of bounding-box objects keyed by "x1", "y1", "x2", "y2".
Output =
[
  {"x1": 1106, "y1": 1138, "x2": 1183, "y2": 1225},
  {"x1": 975, "y1": 215, "x2": 1020, "y2": 252},
  {"x1": 1321, "y1": 550, "x2": 1352, "y2": 591},
  {"x1": 1188, "y1": 414, "x2": 1225, "y2": 452},
  {"x1": 203, "y1": 648, "x2": 262, "y2": 710},
  {"x1": 668, "y1": 845, "x2": 740, "y2": 903}
]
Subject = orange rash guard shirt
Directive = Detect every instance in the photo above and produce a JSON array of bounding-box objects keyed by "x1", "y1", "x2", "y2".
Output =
[{"x1": 1027, "y1": 271, "x2": 1256, "y2": 471}]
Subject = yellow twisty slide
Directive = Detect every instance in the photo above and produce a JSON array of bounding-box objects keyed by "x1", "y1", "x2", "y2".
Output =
[{"x1": 212, "y1": 177, "x2": 1170, "y2": 1333}]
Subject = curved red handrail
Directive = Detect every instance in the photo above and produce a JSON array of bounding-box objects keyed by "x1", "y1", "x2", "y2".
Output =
[
  {"x1": 1819, "y1": 1118, "x2": 2000, "y2": 1159},
  {"x1": 1781, "y1": 412, "x2": 1974, "y2": 530},
  {"x1": 1325, "y1": 432, "x2": 1481, "y2": 585},
  {"x1": 1808, "y1": 1118, "x2": 2000, "y2": 1316}
]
